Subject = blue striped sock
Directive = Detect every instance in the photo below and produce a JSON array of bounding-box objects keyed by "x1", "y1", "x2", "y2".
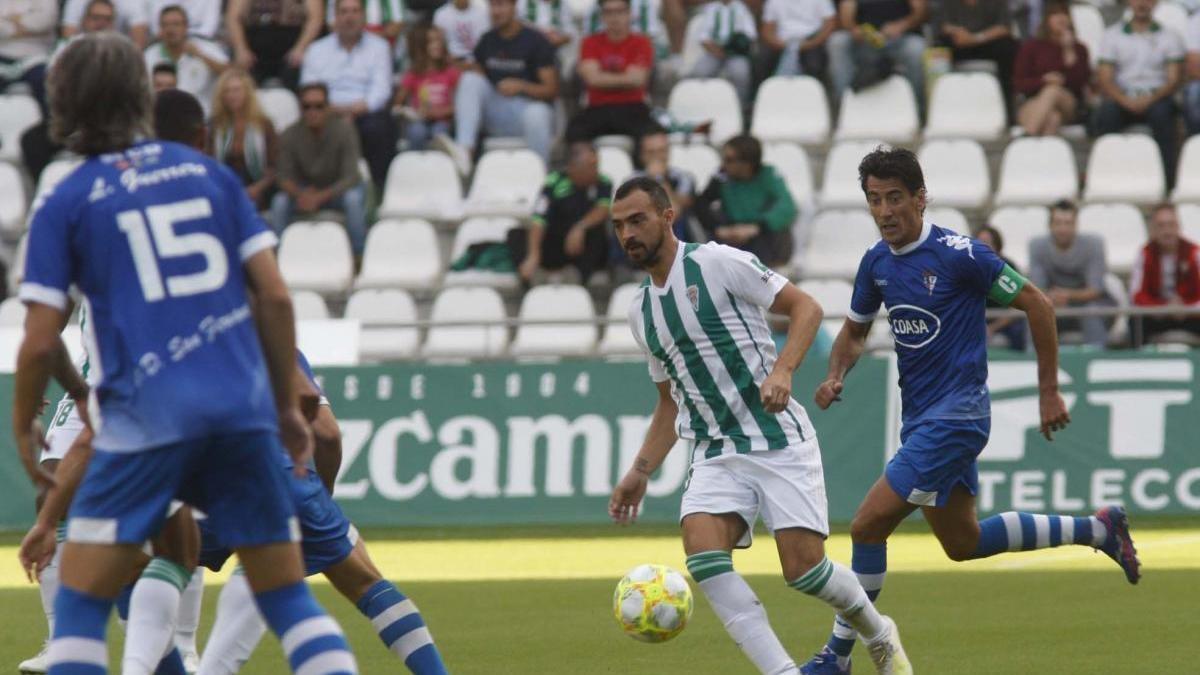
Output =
[
  {"x1": 254, "y1": 580, "x2": 357, "y2": 674},
  {"x1": 970, "y1": 512, "x2": 1105, "y2": 559},
  {"x1": 48, "y1": 586, "x2": 111, "y2": 674},
  {"x1": 826, "y1": 543, "x2": 886, "y2": 661},
  {"x1": 153, "y1": 648, "x2": 187, "y2": 675},
  {"x1": 356, "y1": 580, "x2": 447, "y2": 675}
]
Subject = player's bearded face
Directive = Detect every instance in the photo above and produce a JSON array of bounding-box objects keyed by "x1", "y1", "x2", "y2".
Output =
[{"x1": 623, "y1": 214, "x2": 665, "y2": 268}]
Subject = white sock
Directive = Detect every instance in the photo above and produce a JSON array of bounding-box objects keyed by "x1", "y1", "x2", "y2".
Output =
[
  {"x1": 196, "y1": 570, "x2": 267, "y2": 675},
  {"x1": 699, "y1": 572, "x2": 799, "y2": 675},
  {"x1": 123, "y1": 558, "x2": 191, "y2": 675},
  {"x1": 175, "y1": 568, "x2": 205, "y2": 656},
  {"x1": 38, "y1": 545, "x2": 62, "y2": 643},
  {"x1": 790, "y1": 557, "x2": 887, "y2": 643}
]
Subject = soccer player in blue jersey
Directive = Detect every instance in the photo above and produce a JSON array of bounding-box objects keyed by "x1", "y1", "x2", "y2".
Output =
[
  {"x1": 11, "y1": 33, "x2": 357, "y2": 674},
  {"x1": 798, "y1": 147, "x2": 1141, "y2": 674}
]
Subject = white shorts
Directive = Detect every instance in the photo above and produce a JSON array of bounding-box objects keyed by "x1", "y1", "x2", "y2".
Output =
[
  {"x1": 679, "y1": 440, "x2": 830, "y2": 549},
  {"x1": 42, "y1": 397, "x2": 85, "y2": 464}
]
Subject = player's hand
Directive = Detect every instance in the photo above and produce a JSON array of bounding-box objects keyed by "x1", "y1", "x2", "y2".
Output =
[
  {"x1": 760, "y1": 369, "x2": 792, "y2": 413},
  {"x1": 18, "y1": 521, "x2": 57, "y2": 583},
  {"x1": 814, "y1": 378, "x2": 844, "y2": 410},
  {"x1": 16, "y1": 420, "x2": 55, "y2": 492},
  {"x1": 609, "y1": 470, "x2": 648, "y2": 525},
  {"x1": 1038, "y1": 389, "x2": 1071, "y2": 441},
  {"x1": 279, "y1": 407, "x2": 315, "y2": 477}
]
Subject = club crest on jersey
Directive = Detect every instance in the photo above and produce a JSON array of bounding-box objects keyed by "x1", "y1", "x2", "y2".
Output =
[
  {"x1": 686, "y1": 285, "x2": 700, "y2": 311},
  {"x1": 922, "y1": 269, "x2": 938, "y2": 295}
]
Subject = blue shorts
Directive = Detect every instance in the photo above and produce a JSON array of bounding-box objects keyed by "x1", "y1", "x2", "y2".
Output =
[
  {"x1": 67, "y1": 432, "x2": 298, "y2": 550},
  {"x1": 885, "y1": 418, "x2": 990, "y2": 508},
  {"x1": 199, "y1": 467, "x2": 355, "y2": 577}
]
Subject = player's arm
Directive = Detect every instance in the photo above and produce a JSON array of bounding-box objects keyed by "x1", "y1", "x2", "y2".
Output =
[
  {"x1": 760, "y1": 284, "x2": 823, "y2": 413},
  {"x1": 19, "y1": 426, "x2": 94, "y2": 580},
  {"x1": 815, "y1": 319, "x2": 872, "y2": 410},
  {"x1": 1001, "y1": 269, "x2": 1071, "y2": 440},
  {"x1": 13, "y1": 303, "x2": 70, "y2": 490},
  {"x1": 609, "y1": 381, "x2": 677, "y2": 525}
]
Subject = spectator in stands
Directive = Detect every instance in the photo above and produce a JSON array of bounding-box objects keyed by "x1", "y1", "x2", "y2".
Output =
[
  {"x1": 210, "y1": 69, "x2": 278, "y2": 209},
  {"x1": 975, "y1": 224, "x2": 1027, "y2": 351},
  {"x1": 434, "y1": 0, "x2": 491, "y2": 65},
  {"x1": 152, "y1": 62, "x2": 179, "y2": 91},
  {"x1": 688, "y1": 0, "x2": 757, "y2": 106},
  {"x1": 827, "y1": 0, "x2": 928, "y2": 112},
  {"x1": 1029, "y1": 199, "x2": 1110, "y2": 348},
  {"x1": 396, "y1": 24, "x2": 460, "y2": 150},
  {"x1": 62, "y1": 0, "x2": 149, "y2": 48},
  {"x1": 1092, "y1": 0, "x2": 1183, "y2": 188},
  {"x1": 1184, "y1": 8, "x2": 1200, "y2": 135},
  {"x1": 150, "y1": 0, "x2": 221, "y2": 39},
  {"x1": 442, "y1": 0, "x2": 559, "y2": 170},
  {"x1": 566, "y1": 0, "x2": 655, "y2": 143},
  {"x1": 516, "y1": 0, "x2": 575, "y2": 48},
  {"x1": 1013, "y1": 2, "x2": 1090, "y2": 137},
  {"x1": 0, "y1": 0, "x2": 56, "y2": 110},
  {"x1": 695, "y1": 134, "x2": 797, "y2": 267},
  {"x1": 516, "y1": 141, "x2": 613, "y2": 284},
  {"x1": 1129, "y1": 203, "x2": 1200, "y2": 345},
  {"x1": 225, "y1": 0, "x2": 323, "y2": 89},
  {"x1": 271, "y1": 82, "x2": 369, "y2": 255},
  {"x1": 761, "y1": 0, "x2": 836, "y2": 78},
  {"x1": 144, "y1": 5, "x2": 229, "y2": 116},
  {"x1": 326, "y1": 0, "x2": 406, "y2": 42},
  {"x1": 302, "y1": 0, "x2": 397, "y2": 188},
  {"x1": 629, "y1": 127, "x2": 697, "y2": 240},
  {"x1": 937, "y1": 0, "x2": 1017, "y2": 117},
  {"x1": 585, "y1": 0, "x2": 685, "y2": 63}
]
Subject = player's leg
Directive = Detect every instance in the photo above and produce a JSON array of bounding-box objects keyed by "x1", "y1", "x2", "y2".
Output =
[
  {"x1": 175, "y1": 569, "x2": 206, "y2": 671},
  {"x1": 196, "y1": 568, "x2": 266, "y2": 675},
  {"x1": 21, "y1": 459, "x2": 61, "y2": 675},
  {"x1": 124, "y1": 505, "x2": 200, "y2": 675}
]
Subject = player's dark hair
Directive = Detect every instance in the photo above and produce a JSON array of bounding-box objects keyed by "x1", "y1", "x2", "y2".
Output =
[
  {"x1": 858, "y1": 146, "x2": 925, "y2": 195},
  {"x1": 977, "y1": 224, "x2": 1004, "y2": 253},
  {"x1": 154, "y1": 89, "x2": 206, "y2": 149},
  {"x1": 724, "y1": 134, "x2": 763, "y2": 173},
  {"x1": 615, "y1": 175, "x2": 672, "y2": 213},
  {"x1": 158, "y1": 3, "x2": 187, "y2": 23},
  {"x1": 49, "y1": 32, "x2": 153, "y2": 155},
  {"x1": 1050, "y1": 199, "x2": 1077, "y2": 215}
]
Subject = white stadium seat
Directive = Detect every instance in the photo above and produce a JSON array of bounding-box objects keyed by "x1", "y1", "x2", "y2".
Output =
[
  {"x1": 919, "y1": 140, "x2": 991, "y2": 210},
  {"x1": 444, "y1": 217, "x2": 520, "y2": 290},
  {"x1": 278, "y1": 221, "x2": 354, "y2": 293},
  {"x1": 598, "y1": 281, "x2": 644, "y2": 356},
  {"x1": 511, "y1": 284, "x2": 597, "y2": 357},
  {"x1": 356, "y1": 218, "x2": 442, "y2": 290},
  {"x1": 1179, "y1": 204, "x2": 1200, "y2": 242},
  {"x1": 0, "y1": 296, "x2": 26, "y2": 326},
  {"x1": 669, "y1": 143, "x2": 721, "y2": 193},
  {"x1": 803, "y1": 210, "x2": 879, "y2": 279},
  {"x1": 258, "y1": 88, "x2": 300, "y2": 133},
  {"x1": 988, "y1": 206, "x2": 1049, "y2": 272},
  {"x1": 798, "y1": 278, "x2": 854, "y2": 337},
  {"x1": 925, "y1": 207, "x2": 969, "y2": 233},
  {"x1": 1171, "y1": 136, "x2": 1200, "y2": 203},
  {"x1": 994, "y1": 136, "x2": 1078, "y2": 206},
  {"x1": 924, "y1": 73, "x2": 1006, "y2": 142},
  {"x1": 820, "y1": 140, "x2": 886, "y2": 209},
  {"x1": 667, "y1": 78, "x2": 742, "y2": 146},
  {"x1": 0, "y1": 162, "x2": 27, "y2": 237},
  {"x1": 835, "y1": 76, "x2": 918, "y2": 144},
  {"x1": 290, "y1": 290, "x2": 330, "y2": 320},
  {"x1": 1083, "y1": 134, "x2": 1164, "y2": 204},
  {"x1": 762, "y1": 142, "x2": 815, "y2": 206},
  {"x1": 598, "y1": 145, "x2": 634, "y2": 188},
  {"x1": 7, "y1": 232, "x2": 26, "y2": 291},
  {"x1": 422, "y1": 286, "x2": 509, "y2": 359},
  {"x1": 345, "y1": 288, "x2": 420, "y2": 360},
  {"x1": 1070, "y1": 4, "x2": 1104, "y2": 66},
  {"x1": 751, "y1": 76, "x2": 830, "y2": 146},
  {"x1": 378, "y1": 151, "x2": 464, "y2": 221},
  {"x1": 34, "y1": 157, "x2": 84, "y2": 203},
  {"x1": 0, "y1": 94, "x2": 40, "y2": 161},
  {"x1": 463, "y1": 149, "x2": 546, "y2": 218},
  {"x1": 1078, "y1": 203, "x2": 1145, "y2": 275}
]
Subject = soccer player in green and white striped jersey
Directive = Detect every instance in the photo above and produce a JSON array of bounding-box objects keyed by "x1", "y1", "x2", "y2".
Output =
[{"x1": 608, "y1": 177, "x2": 912, "y2": 675}]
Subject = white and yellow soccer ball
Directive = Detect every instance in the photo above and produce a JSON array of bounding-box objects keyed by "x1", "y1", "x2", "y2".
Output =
[{"x1": 613, "y1": 564, "x2": 694, "y2": 643}]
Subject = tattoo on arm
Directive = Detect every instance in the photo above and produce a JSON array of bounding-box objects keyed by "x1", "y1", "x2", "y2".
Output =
[{"x1": 634, "y1": 457, "x2": 652, "y2": 475}]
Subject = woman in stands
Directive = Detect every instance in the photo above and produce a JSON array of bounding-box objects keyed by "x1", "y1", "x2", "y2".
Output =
[
  {"x1": 209, "y1": 68, "x2": 280, "y2": 208},
  {"x1": 395, "y1": 24, "x2": 460, "y2": 151},
  {"x1": 1012, "y1": 2, "x2": 1091, "y2": 136}
]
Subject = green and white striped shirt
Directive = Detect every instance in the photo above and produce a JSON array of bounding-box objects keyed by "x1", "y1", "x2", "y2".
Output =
[{"x1": 629, "y1": 242, "x2": 813, "y2": 461}]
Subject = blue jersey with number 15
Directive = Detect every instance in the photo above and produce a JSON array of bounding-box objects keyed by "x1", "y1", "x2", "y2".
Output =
[{"x1": 20, "y1": 141, "x2": 279, "y2": 452}]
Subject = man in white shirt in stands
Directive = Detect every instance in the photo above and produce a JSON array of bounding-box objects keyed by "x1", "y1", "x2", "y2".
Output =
[
  {"x1": 143, "y1": 4, "x2": 228, "y2": 115},
  {"x1": 62, "y1": 0, "x2": 150, "y2": 48},
  {"x1": 434, "y1": 0, "x2": 490, "y2": 65},
  {"x1": 150, "y1": 0, "x2": 221, "y2": 38},
  {"x1": 761, "y1": 0, "x2": 836, "y2": 77}
]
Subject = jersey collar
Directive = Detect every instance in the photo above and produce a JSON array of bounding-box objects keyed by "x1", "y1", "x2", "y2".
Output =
[
  {"x1": 649, "y1": 240, "x2": 686, "y2": 294},
  {"x1": 888, "y1": 220, "x2": 932, "y2": 256}
]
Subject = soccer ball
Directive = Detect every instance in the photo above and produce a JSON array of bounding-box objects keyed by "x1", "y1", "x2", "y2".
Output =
[{"x1": 613, "y1": 564, "x2": 694, "y2": 643}]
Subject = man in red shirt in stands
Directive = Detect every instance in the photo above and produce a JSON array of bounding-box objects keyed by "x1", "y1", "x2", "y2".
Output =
[
  {"x1": 566, "y1": 0, "x2": 655, "y2": 142},
  {"x1": 1130, "y1": 203, "x2": 1200, "y2": 345}
]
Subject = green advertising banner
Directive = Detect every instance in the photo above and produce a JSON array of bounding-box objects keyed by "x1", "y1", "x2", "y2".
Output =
[{"x1": 0, "y1": 352, "x2": 1196, "y2": 531}]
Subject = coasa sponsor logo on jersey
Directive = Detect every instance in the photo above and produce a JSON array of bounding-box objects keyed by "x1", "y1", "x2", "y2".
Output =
[{"x1": 887, "y1": 305, "x2": 941, "y2": 348}]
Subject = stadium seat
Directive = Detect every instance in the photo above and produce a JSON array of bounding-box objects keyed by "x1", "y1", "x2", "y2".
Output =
[
  {"x1": 802, "y1": 210, "x2": 879, "y2": 279},
  {"x1": 1171, "y1": 136, "x2": 1200, "y2": 203},
  {"x1": 750, "y1": 76, "x2": 830, "y2": 146},
  {"x1": 1179, "y1": 204, "x2": 1200, "y2": 242},
  {"x1": 834, "y1": 76, "x2": 919, "y2": 144},
  {"x1": 598, "y1": 145, "x2": 634, "y2": 188},
  {"x1": 669, "y1": 143, "x2": 721, "y2": 193},
  {"x1": 422, "y1": 286, "x2": 509, "y2": 359},
  {"x1": 258, "y1": 88, "x2": 300, "y2": 133},
  {"x1": 0, "y1": 296, "x2": 25, "y2": 326},
  {"x1": 994, "y1": 136, "x2": 1078, "y2": 206},
  {"x1": 0, "y1": 162, "x2": 26, "y2": 237},
  {"x1": 926, "y1": 207, "x2": 970, "y2": 232},
  {"x1": 565, "y1": 0, "x2": 596, "y2": 21},
  {"x1": 278, "y1": 221, "x2": 355, "y2": 293},
  {"x1": 798, "y1": 278, "x2": 854, "y2": 338},
  {"x1": 444, "y1": 217, "x2": 521, "y2": 290},
  {"x1": 924, "y1": 72, "x2": 1006, "y2": 142},
  {"x1": 0, "y1": 94, "x2": 40, "y2": 161},
  {"x1": 1083, "y1": 134, "x2": 1165, "y2": 204},
  {"x1": 820, "y1": 140, "x2": 886, "y2": 209},
  {"x1": 345, "y1": 288, "x2": 420, "y2": 361},
  {"x1": 34, "y1": 157, "x2": 84, "y2": 203},
  {"x1": 291, "y1": 290, "x2": 330, "y2": 320},
  {"x1": 378, "y1": 151, "x2": 464, "y2": 221},
  {"x1": 511, "y1": 284, "x2": 597, "y2": 357},
  {"x1": 667, "y1": 78, "x2": 742, "y2": 146},
  {"x1": 762, "y1": 142, "x2": 815, "y2": 206},
  {"x1": 598, "y1": 281, "x2": 644, "y2": 356},
  {"x1": 988, "y1": 206, "x2": 1049, "y2": 272},
  {"x1": 356, "y1": 218, "x2": 442, "y2": 290},
  {"x1": 1070, "y1": 4, "x2": 1104, "y2": 66},
  {"x1": 463, "y1": 149, "x2": 546, "y2": 218},
  {"x1": 7, "y1": 232, "x2": 26, "y2": 291},
  {"x1": 919, "y1": 140, "x2": 991, "y2": 210},
  {"x1": 1078, "y1": 203, "x2": 1145, "y2": 275}
]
